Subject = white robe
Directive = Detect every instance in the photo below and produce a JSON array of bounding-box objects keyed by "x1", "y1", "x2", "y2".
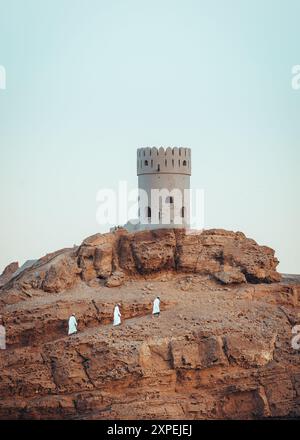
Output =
[
  {"x1": 152, "y1": 298, "x2": 160, "y2": 314},
  {"x1": 113, "y1": 306, "x2": 121, "y2": 326},
  {"x1": 0, "y1": 325, "x2": 6, "y2": 350},
  {"x1": 68, "y1": 316, "x2": 77, "y2": 335}
]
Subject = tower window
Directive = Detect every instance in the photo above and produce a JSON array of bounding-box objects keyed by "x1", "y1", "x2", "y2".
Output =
[
  {"x1": 165, "y1": 159, "x2": 167, "y2": 166},
  {"x1": 183, "y1": 160, "x2": 187, "y2": 166},
  {"x1": 157, "y1": 164, "x2": 160, "y2": 172},
  {"x1": 172, "y1": 159, "x2": 174, "y2": 167},
  {"x1": 178, "y1": 160, "x2": 180, "y2": 166},
  {"x1": 181, "y1": 207, "x2": 185, "y2": 218},
  {"x1": 146, "y1": 207, "x2": 151, "y2": 218},
  {"x1": 166, "y1": 196, "x2": 174, "y2": 203},
  {"x1": 151, "y1": 159, "x2": 153, "y2": 167},
  {"x1": 144, "y1": 160, "x2": 148, "y2": 166}
]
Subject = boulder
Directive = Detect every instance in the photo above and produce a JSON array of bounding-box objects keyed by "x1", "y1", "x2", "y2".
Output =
[
  {"x1": 0, "y1": 261, "x2": 19, "y2": 288},
  {"x1": 214, "y1": 266, "x2": 247, "y2": 284},
  {"x1": 105, "y1": 271, "x2": 126, "y2": 288}
]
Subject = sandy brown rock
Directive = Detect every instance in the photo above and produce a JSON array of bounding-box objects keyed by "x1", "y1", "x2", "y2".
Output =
[
  {"x1": 1, "y1": 249, "x2": 80, "y2": 295},
  {"x1": 171, "y1": 335, "x2": 227, "y2": 369},
  {"x1": 0, "y1": 262, "x2": 19, "y2": 288},
  {"x1": 0, "y1": 229, "x2": 281, "y2": 297},
  {"x1": 215, "y1": 267, "x2": 247, "y2": 284},
  {"x1": 175, "y1": 229, "x2": 281, "y2": 283},
  {"x1": 42, "y1": 252, "x2": 82, "y2": 293},
  {"x1": 0, "y1": 273, "x2": 299, "y2": 420},
  {"x1": 224, "y1": 333, "x2": 277, "y2": 368},
  {"x1": 77, "y1": 233, "x2": 117, "y2": 281},
  {"x1": 105, "y1": 271, "x2": 125, "y2": 288},
  {"x1": 0, "y1": 228, "x2": 293, "y2": 420}
]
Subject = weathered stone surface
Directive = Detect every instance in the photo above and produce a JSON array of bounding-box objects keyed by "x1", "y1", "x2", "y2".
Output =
[
  {"x1": 175, "y1": 229, "x2": 281, "y2": 283},
  {"x1": 214, "y1": 266, "x2": 247, "y2": 284},
  {"x1": 224, "y1": 332, "x2": 277, "y2": 368},
  {"x1": 77, "y1": 233, "x2": 116, "y2": 281},
  {"x1": 0, "y1": 250, "x2": 81, "y2": 295},
  {"x1": 119, "y1": 229, "x2": 177, "y2": 274},
  {"x1": 0, "y1": 273, "x2": 299, "y2": 419},
  {"x1": 0, "y1": 229, "x2": 281, "y2": 296},
  {"x1": 171, "y1": 335, "x2": 227, "y2": 369},
  {"x1": 42, "y1": 253, "x2": 82, "y2": 293},
  {"x1": 105, "y1": 271, "x2": 125, "y2": 288},
  {"x1": 0, "y1": 262, "x2": 19, "y2": 288},
  {"x1": 0, "y1": 228, "x2": 294, "y2": 420}
]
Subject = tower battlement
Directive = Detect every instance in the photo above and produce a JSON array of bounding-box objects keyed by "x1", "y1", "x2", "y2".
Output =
[{"x1": 137, "y1": 146, "x2": 191, "y2": 176}]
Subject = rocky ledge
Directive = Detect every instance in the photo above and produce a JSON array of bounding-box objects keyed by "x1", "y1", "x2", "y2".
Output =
[{"x1": 0, "y1": 228, "x2": 281, "y2": 297}]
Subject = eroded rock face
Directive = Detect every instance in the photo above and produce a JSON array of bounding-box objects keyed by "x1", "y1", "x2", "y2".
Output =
[
  {"x1": 77, "y1": 233, "x2": 117, "y2": 282},
  {"x1": 0, "y1": 262, "x2": 19, "y2": 288},
  {"x1": 0, "y1": 229, "x2": 281, "y2": 296},
  {"x1": 175, "y1": 229, "x2": 281, "y2": 283},
  {"x1": 0, "y1": 271, "x2": 299, "y2": 420},
  {"x1": 1, "y1": 230, "x2": 292, "y2": 419},
  {"x1": 42, "y1": 253, "x2": 82, "y2": 293},
  {"x1": 214, "y1": 267, "x2": 247, "y2": 285},
  {"x1": 223, "y1": 333, "x2": 277, "y2": 368},
  {"x1": 170, "y1": 335, "x2": 227, "y2": 369},
  {"x1": 1, "y1": 249, "x2": 81, "y2": 295},
  {"x1": 74, "y1": 228, "x2": 281, "y2": 288},
  {"x1": 105, "y1": 271, "x2": 125, "y2": 288}
]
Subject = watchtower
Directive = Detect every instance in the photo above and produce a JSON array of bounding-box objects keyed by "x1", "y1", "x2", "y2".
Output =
[{"x1": 137, "y1": 146, "x2": 191, "y2": 229}]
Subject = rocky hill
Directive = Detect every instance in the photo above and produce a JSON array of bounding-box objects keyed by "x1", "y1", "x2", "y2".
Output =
[{"x1": 0, "y1": 228, "x2": 299, "y2": 419}]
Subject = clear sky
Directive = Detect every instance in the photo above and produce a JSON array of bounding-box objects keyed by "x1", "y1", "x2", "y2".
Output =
[{"x1": 0, "y1": 0, "x2": 299, "y2": 274}]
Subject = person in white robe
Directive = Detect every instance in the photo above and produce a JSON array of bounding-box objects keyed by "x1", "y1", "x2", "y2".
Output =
[
  {"x1": 113, "y1": 304, "x2": 122, "y2": 326},
  {"x1": 152, "y1": 297, "x2": 160, "y2": 317},
  {"x1": 0, "y1": 316, "x2": 5, "y2": 350},
  {"x1": 68, "y1": 314, "x2": 78, "y2": 335}
]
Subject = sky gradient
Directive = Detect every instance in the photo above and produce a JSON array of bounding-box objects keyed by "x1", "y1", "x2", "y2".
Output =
[{"x1": 0, "y1": 0, "x2": 299, "y2": 273}]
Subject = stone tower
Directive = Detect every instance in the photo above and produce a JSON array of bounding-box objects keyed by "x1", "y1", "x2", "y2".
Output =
[{"x1": 137, "y1": 146, "x2": 191, "y2": 230}]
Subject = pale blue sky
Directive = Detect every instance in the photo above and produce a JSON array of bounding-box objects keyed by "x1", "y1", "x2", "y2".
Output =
[{"x1": 0, "y1": 0, "x2": 299, "y2": 273}]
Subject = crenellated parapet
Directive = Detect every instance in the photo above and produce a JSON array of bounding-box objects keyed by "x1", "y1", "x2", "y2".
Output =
[{"x1": 137, "y1": 146, "x2": 191, "y2": 175}]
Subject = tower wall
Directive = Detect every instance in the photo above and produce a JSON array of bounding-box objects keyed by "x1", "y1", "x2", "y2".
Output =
[
  {"x1": 137, "y1": 146, "x2": 191, "y2": 176},
  {"x1": 137, "y1": 147, "x2": 191, "y2": 230}
]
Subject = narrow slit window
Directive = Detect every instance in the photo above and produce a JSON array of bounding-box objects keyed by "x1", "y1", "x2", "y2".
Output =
[{"x1": 166, "y1": 196, "x2": 174, "y2": 203}]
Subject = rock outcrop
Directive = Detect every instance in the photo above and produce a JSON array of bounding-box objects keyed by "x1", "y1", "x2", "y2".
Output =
[
  {"x1": 0, "y1": 228, "x2": 296, "y2": 420},
  {"x1": 0, "y1": 262, "x2": 19, "y2": 288},
  {"x1": 1, "y1": 229, "x2": 280, "y2": 297}
]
